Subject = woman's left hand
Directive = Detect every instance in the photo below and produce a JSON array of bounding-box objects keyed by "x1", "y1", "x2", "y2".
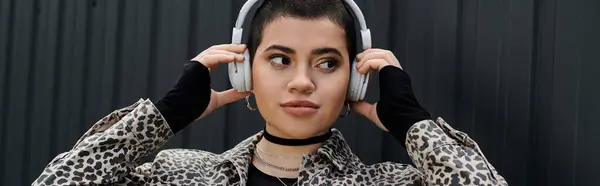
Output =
[{"x1": 350, "y1": 48, "x2": 403, "y2": 132}]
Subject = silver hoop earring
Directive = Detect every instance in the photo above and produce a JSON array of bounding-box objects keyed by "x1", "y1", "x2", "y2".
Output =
[
  {"x1": 245, "y1": 93, "x2": 256, "y2": 111},
  {"x1": 339, "y1": 103, "x2": 351, "y2": 117}
]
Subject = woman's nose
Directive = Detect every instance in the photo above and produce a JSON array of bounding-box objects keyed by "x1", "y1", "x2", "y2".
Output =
[{"x1": 287, "y1": 68, "x2": 316, "y2": 94}]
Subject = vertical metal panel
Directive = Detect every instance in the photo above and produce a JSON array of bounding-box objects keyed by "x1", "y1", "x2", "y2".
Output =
[
  {"x1": 2, "y1": 0, "x2": 37, "y2": 185},
  {"x1": 0, "y1": 0, "x2": 13, "y2": 172},
  {"x1": 26, "y1": 0, "x2": 53, "y2": 183},
  {"x1": 501, "y1": 0, "x2": 536, "y2": 184},
  {"x1": 575, "y1": 1, "x2": 600, "y2": 185},
  {"x1": 529, "y1": 0, "x2": 556, "y2": 185},
  {"x1": 0, "y1": 0, "x2": 599, "y2": 185}
]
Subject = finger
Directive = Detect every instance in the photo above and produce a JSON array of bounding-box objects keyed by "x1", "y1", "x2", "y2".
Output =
[
  {"x1": 203, "y1": 50, "x2": 246, "y2": 62},
  {"x1": 194, "y1": 49, "x2": 244, "y2": 63},
  {"x1": 356, "y1": 51, "x2": 384, "y2": 69},
  {"x1": 202, "y1": 54, "x2": 245, "y2": 67},
  {"x1": 203, "y1": 49, "x2": 242, "y2": 56},
  {"x1": 357, "y1": 50, "x2": 401, "y2": 69},
  {"x1": 356, "y1": 48, "x2": 392, "y2": 59},
  {"x1": 208, "y1": 44, "x2": 247, "y2": 53},
  {"x1": 367, "y1": 48, "x2": 391, "y2": 53},
  {"x1": 358, "y1": 59, "x2": 388, "y2": 74},
  {"x1": 356, "y1": 48, "x2": 380, "y2": 60},
  {"x1": 357, "y1": 51, "x2": 389, "y2": 65},
  {"x1": 216, "y1": 89, "x2": 250, "y2": 108},
  {"x1": 358, "y1": 52, "x2": 401, "y2": 71}
]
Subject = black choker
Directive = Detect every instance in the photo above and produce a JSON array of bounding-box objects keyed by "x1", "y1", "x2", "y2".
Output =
[{"x1": 262, "y1": 128, "x2": 332, "y2": 146}]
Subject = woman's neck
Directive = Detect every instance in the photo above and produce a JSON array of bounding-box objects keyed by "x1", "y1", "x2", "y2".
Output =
[{"x1": 251, "y1": 125, "x2": 326, "y2": 178}]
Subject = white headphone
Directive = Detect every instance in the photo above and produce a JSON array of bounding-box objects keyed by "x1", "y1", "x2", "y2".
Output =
[{"x1": 228, "y1": 0, "x2": 372, "y2": 101}]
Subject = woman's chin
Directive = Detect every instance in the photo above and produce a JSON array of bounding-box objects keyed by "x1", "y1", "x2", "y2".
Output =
[
  {"x1": 265, "y1": 109, "x2": 335, "y2": 139},
  {"x1": 274, "y1": 123, "x2": 329, "y2": 139}
]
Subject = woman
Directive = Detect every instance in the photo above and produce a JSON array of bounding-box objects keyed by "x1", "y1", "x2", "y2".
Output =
[{"x1": 33, "y1": 0, "x2": 507, "y2": 185}]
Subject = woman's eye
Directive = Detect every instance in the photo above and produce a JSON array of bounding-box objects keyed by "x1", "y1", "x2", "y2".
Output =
[
  {"x1": 317, "y1": 60, "x2": 338, "y2": 69},
  {"x1": 269, "y1": 55, "x2": 290, "y2": 66}
]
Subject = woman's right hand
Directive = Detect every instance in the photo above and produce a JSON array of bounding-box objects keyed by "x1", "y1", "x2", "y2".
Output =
[{"x1": 192, "y1": 44, "x2": 250, "y2": 120}]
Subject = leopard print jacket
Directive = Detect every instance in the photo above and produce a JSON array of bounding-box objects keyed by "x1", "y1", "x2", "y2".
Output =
[{"x1": 32, "y1": 99, "x2": 507, "y2": 185}]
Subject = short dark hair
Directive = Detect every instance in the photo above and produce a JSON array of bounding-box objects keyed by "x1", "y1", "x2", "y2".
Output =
[{"x1": 247, "y1": 0, "x2": 358, "y2": 64}]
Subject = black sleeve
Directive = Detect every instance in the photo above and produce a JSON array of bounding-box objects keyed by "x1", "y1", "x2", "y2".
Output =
[
  {"x1": 375, "y1": 65, "x2": 432, "y2": 147},
  {"x1": 155, "y1": 61, "x2": 212, "y2": 133}
]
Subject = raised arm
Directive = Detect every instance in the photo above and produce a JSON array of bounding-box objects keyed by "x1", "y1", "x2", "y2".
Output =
[
  {"x1": 32, "y1": 44, "x2": 248, "y2": 185},
  {"x1": 377, "y1": 66, "x2": 507, "y2": 185},
  {"x1": 349, "y1": 48, "x2": 507, "y2": 185},
  {"x1": 31, "y1": 61, "x2": 211, "y2": 185},
  {"x1": 32, "y1": 99, "x2": 175, "y2": 185}
]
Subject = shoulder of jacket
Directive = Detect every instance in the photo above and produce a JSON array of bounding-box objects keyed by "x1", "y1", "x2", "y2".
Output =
[{"x1": 363, "y1": 161, "x2": 423, "y2": 177}]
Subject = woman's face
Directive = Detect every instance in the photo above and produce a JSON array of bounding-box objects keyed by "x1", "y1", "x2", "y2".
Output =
[{"x1": 252, "y1": 17, "x2": 350, "y2": 139}]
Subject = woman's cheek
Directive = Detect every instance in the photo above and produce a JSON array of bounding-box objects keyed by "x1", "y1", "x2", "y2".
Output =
[
  {"x1": 252, "y1": 62, "x2": 282, "y2": 110},
  {"x1": 317, "y1": 74, "x2": 349, "y2": 118}
]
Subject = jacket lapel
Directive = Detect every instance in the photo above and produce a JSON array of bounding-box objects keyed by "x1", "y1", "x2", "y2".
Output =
[{"x1": 220, "y1": 133, "x2": 261, "y2": 185}]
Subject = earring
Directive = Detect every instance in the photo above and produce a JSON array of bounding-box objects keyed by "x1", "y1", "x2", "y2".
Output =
[
  {"x1": 339, "y1": 103, "x2": 351, "y2": 117},
  {"x1": 245, "y1": 93, "x2": 257, "y2": 111}
]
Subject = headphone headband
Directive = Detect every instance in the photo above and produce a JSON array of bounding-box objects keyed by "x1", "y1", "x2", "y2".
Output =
[{"x1": 231, "y1": 0, "x2": 371, "y2": 49}]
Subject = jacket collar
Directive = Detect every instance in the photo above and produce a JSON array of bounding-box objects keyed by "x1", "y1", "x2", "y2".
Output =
[
  {"x1": 313, "y1": 128, "x2": 360, "y2": 170},
  {"x1": 219, "y1": 128, "x2": 359, "y2": 174}
]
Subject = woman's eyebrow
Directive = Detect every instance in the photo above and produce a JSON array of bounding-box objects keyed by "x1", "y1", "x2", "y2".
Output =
[
  {"x1": 264, "y1": 45, "x2": 295, "y2": 54},
  {"x1": 312, "y1": 48, "x2": 342, "y2": 58},
  {"x1": 264, "y1": 45, "x2": 342, "y2": 58}
]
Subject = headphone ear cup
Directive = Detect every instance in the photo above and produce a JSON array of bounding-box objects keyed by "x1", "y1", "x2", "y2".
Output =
[
  {"x1": 228, "y1": 49, "x2": 252, "y2": 92},
  {"x1": 347, "y1": 59, "x2": 361, "y2": 101},
  {"x1": 358, "y1": 71, "x2": 370, "y2": 100},
  {"x1": 228, "y1": 60, "x2": 241, "y2": 91},
  {"x1": 347, "y1": 58, "x2": 370, "y2": 101},
  {"x1": 242, "y1": 50, "x2": 252, "y2": 91}
]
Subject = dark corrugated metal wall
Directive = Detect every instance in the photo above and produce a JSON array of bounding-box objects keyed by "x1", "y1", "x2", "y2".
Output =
[{"x1": 1, "y1": 0, "x2": 598, "y2": 185}]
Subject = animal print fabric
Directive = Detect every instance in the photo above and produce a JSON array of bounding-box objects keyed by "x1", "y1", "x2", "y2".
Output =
[{"x1": 32, "y1": 99, "x2": 507, "y2": 185}]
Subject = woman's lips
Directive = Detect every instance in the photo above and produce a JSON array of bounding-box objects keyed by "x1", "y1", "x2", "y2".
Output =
[
  {"x1": 280, "y1": 100, "x2": 319, "y2": 116},
  {"x1": 282, "y1": 106, "x2": 318, "y2": 116}
]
